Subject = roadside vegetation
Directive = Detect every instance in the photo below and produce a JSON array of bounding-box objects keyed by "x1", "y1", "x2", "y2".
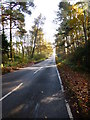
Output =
[
  {"x1": 0, "y1": 0, "x2": 89, "y2": 118},
  {"x1": 55, "y1": 0, "x2": 89, "y2": 119},
  {"x1": 0, "y1": 1, "x2": 53, "y2": 74},
  {"x1": 56, "y1": 56, "x2": 89, "y2": 119}
]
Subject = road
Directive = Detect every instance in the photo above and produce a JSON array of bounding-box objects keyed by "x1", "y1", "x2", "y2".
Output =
[{"x1": 1, "y1": 54, "x2": 71, "y2": 119}]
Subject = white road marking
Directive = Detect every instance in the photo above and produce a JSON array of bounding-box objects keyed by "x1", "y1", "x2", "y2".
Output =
[
  {"x1": 34, "y1": 103, "x2": 39, "y2": 118},
  {"x1": 0, "y1": 83, "x2": 23, "y2": 102},
  {"x1": 56, "y1": 66, "x2": 73, "y2": 119},
  {"x1": 56, "y1": 67, "x2": 64, "y2": 92},
  {"x1": 65, "y1": 100, "x2": 73, "y2": 119},
  {"x1": 33, "y1": 67, "x2": 42, "y2": 75}
]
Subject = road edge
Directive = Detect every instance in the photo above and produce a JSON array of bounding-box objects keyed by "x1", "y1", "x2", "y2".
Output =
[{"x1": 56, "y1": 66, "x2": 73, "y2": 119}]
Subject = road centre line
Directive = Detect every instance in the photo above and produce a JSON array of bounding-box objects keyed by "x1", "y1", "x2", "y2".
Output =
[
  {"x1": 0, "y1": 83, "x2": 23, "y2": 102},
  {"x1": 33, "y1": 67, "x2": 42, "y2": 75},
  {"x1": 1, "y1": 66, "x2": 42, "y2": 101}
]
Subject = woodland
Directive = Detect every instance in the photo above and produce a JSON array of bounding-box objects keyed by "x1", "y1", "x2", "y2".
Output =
[
  {"x1": 0, "y1": 0, "x2": 89, "y2": 118},
  {"x1": 55, "y1": 1, "x2": 89, "y2": 118},
  {"x1": 0, "y1": 1, "x2": 53, "y2": 72}
]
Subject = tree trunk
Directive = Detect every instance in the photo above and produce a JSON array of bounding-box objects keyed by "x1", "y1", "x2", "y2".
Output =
[
  {"x1": 83, "y1": 10, "x2": 88, "y2": 67},
  {"x1": 65, "y1": 36, "x2": 68, "y2": 54},
  {"x1": 83, "y1": 10, "x2": 87, "y2": 45},
  {"x1": 31, "y1": 29, "x2": 38, "y2": 58},
  {"x1": 22, "y1": 45, "x2": 24, "y2": 61},
  {"x1": 10, "y1": 3, "x2": 13, "y2": 61},
  {"x1": 1, "y1": 4, "x2": 5, "y2": 35},
  {"x1": 2, "y1": 20, "x2": 4, "y2": 35},
  {"x1": 75, "y1": 30, "x2": 79, "y2": 47}
]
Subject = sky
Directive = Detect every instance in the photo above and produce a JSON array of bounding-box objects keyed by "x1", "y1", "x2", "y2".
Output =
[
  {"x1": 3, "y1": 0, "x2": 83, "y2": 43},
  {"x1": 25, "y1": 0, "x2": 60, "y2": 43},
  {"x1": 25, "y1": 0, "x2": 84, "y2": 43}
]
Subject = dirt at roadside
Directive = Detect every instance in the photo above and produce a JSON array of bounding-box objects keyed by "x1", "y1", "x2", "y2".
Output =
[
  {"x1": 57, "y1": 64, "x2": 89, "y2": 119},
  {"x1": 2, "y1": 62, "x2": 34, "y2": 75}
]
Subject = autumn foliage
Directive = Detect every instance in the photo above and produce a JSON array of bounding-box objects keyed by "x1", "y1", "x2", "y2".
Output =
[{"x1": 57, "y1": 63, "x2": 89, "y2": 118}]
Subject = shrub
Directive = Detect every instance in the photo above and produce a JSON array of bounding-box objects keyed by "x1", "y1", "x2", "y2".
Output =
[
  {"x1": 33, "y1": 54, "x2": 46, "y2": 61},
  {"x1": 69, "y1": 41, "x2": 90, "y2": 71}
]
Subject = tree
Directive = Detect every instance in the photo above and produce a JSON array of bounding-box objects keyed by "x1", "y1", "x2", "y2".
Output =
[
  {"x1": 30, "y1": 14, "x2": 46, "y2": 58},
  {"x1": 55, "y1": 0, "x2": 89, "y2": 70},
  {"x1": 1, "y1": 33, "x2": 10, "y2": 64},
  {"x1": 73, "y1": 2, "x2": 88, "y2": 45},
  {"x1": 55, "y1": 1, "x2": 88, "y2": 55},
  {"x1": 16, "y1": 26, "x2": 27, "y2": 60},
  {"x1": 1, "y1": 0, "x2": 34, "y2": 61}
]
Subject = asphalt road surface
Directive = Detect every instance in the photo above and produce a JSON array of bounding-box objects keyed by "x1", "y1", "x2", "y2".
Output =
[{"x1": 1, "y1": 55, "x2": 70, "y2": 119}]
